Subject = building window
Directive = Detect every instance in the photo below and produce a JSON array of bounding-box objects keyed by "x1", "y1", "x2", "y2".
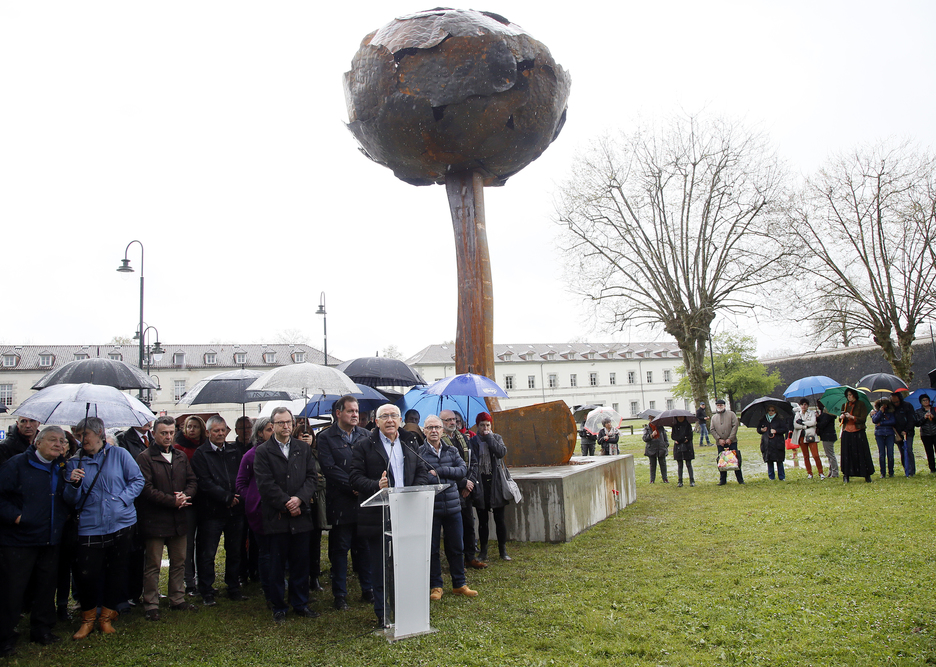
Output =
[
  {"x1": 527, "y1": 375, "x2": 535, "y2": 389},
  {"x1": 0, "y1": 384, "x2": 12, "y2": 407},
  {"x1": 173, "y1": 352, "x2": 185, "y2": 366},
  {"x1": 108, "y1": 353, "x2": 122, "y2": 361},
  {"x1": 74, "y1": 353, "x2": 89, "y2": 360},
  {"x1": 589, "y1": 372, "x2": 598, "y2": 387},
  {"x1": 627, "y1": 371, "x2": 635, "y2": 384},
  {"x1": 174, "y1": 380, "x2": 186, "y2": 401},
  {"x1": 667, "y1": 398, "x2": 674, "y2": 410},
  {"x1": 548, "y1": 374, "x2": 558, "y2": 388},
  {"x1": 664, "y1": 369, "x2": 672, "y2": 383},
  {"x1": 205, "y1": 353, "x2": 217, "y2": 365},
  {"x1": 264, "y1": 352, "x2": 276, "y2": 364},
  {"x1": 570, "y1": 374, "x2": 577, "y2": 387},
  {"x1": 504, "y1": 375, "x2": 514, "y2": 390},
  {"x1": 684, "y1": 399, "x2": 691, "y2": 410},
  {"x1": 646, "y1": 371, "x2": 653, "y2": 384},
  {"x1": 649, "y1": 400, "x2": 656, "y2": 409},
  {"x1": 293, "y1": 351, "x2": 305, "y2": 363},
  {"x1": 235, "y1": 352, "x2": 247, "y2": 365},
  {"x1": 629, "y1": 401, "x2": 639, "y2": 416},
  {"x1": 612, "y1": 402, "x2": 619, "y2": 412},
  {"x1": 609, "y1": 372, "x2": 616, "y2": 385},
  {"x1": 39, "y1": 354, "x2": 53, "y2": 367}
]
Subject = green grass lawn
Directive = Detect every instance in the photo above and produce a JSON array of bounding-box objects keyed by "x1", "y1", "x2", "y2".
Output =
[{"x1": 12, "y1": 430, "x2": 936, "y2": 666}]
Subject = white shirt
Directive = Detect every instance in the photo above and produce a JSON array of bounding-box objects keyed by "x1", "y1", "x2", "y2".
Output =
[
  {"x1": 378, "y1": 431, "x2": 405, "y2": 488},
  {"x1": 274, "y1": 436, "x2": 291, "y2": 459}
]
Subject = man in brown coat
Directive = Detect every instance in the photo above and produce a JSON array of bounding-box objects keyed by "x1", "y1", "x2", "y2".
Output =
[{"x1": 136, "y1": 416, "x2": 198, "y2": 620}]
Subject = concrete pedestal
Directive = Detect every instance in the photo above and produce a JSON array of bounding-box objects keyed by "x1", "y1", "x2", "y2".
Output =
[{"x1": 502, "y1": 455, "x2": 635, "y2": 543}]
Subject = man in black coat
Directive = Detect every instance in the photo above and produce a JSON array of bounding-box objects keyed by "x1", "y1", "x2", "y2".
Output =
[
  {"x1": 317, "y1": 395, "x2": 373, "y2": 611},
  {"x1": 191, "y1": 416, "x2": 247, "y2": 606},
  {"x1": 350, "y1": 403, "x2": 431, "y2": 626},
  {"x1": 890, "y1": 392, "x2": 917, "y2": 476},
  {"x1": 0, "y1": 417, "x2": 40, "y2": 467},
  {"x1": 0, "y1": 426, "x2": 70, "y2": 655},
  {"x1": 253, "y1": 407, "x2": 319, "y2": 623}
]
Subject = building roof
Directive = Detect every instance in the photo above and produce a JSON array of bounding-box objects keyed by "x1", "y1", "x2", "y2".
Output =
[
  {"x1": 0, "y1": 343, "x2": 339, "y2": 372},
  {"x1": 406, "y1": 342, "x2": 682, "y2": 365}
]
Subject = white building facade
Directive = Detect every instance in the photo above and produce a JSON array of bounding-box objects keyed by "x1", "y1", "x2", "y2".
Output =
[{"x1": 406, "y1": 342, "x2": 689, "y2": 417}]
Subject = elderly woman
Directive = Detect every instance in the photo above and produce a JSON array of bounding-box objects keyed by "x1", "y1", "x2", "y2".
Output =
[
  {"x1": 759, "y1": 405, "x2": 788, "y2": 481},
  {"x1": 235, "y1": 417, "x2": 273, "y2": 604},
  {"x1": 670, "y1": 415, "x2": 695, "y2": 487},
  {"x1": 469, "y1": 412, "x2": 512, "y2": 562},
  {"x1": 642, "y1": 421, "x2": 669, "y2": 484},
  {"x1": 64, "y1": 417, "x2": 144, "y2": 639},
  {"x1": 839, "y1": 388, "x2": 875, "y2": 483},
  {"x1": 597, "y1": 418, "x2": 620, "y2": 456},
  {"x1": 916, "y1": 393, "x2": 936, "y2": 473},
  {"x1": 791, "y1": 399, "x2": 823, "y2": 479}
]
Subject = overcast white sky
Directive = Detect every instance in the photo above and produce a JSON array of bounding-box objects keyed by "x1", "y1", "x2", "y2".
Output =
[{"x1": 2, "y1": 1, "x2": 934, "y2": 361}]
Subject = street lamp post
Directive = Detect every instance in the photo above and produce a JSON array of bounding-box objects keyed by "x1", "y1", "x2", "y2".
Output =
[
  {"x1": 138, "y1": 325, "x2": 164, "y2": 407},
  {"x1": 316, "y1": 292, "x2": 327, "y2": 367},
  {"x1": 116, "y1": 240, "x2": 145, "y2": 400}
]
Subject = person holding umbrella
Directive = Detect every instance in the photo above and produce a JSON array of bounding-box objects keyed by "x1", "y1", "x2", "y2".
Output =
[
  {"x1": 642, "y1": 419, "x2": 669, "y2": 484},
  {"x1": 598, "y1": 418, "x2": 620, "y2": 456},
  {"x1": 914, "y1": 393, "x2": 936, "y2": 473},
  {"x1": 759, "y1": 405, "x2": 789, "y2": 481},
  {"x1": 839, "y1": 388, "x2": 875, "y2": 483},
  {"x1": 670, "y1": 415, "x2": 695, "y2": 487}
]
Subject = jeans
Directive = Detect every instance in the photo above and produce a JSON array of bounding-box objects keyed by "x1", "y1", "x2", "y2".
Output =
[
  {"x1": 196, "y1": 515, "x2": 244, "y2": 597},
  {"x1": 875, "y1": 432, "x2": 895, "y2": 476},
  {"x1": 430, "y1": 512, "x2": 465, "y2": 589},
  {"x1": 900, "y1": 433, "x2": 916, "y2": 476},
  {"x1": 461, "y1": 504, "x2": 477, "y2": 561},
  {"x1": 328, "y1": 523, "x2": 372, "y2": 600},
  {"x1": 267, "y1": 531, "x2": 310, "y2": 614},
  {"x1": 821, "y1": 440, "x2": 839, "y2": 477},
  {"x1": 698, "y1": 423, "x2": 711, "y2": 445},
  {"x1": 767, "y1": 461, "x2": 786, "y2": 480},
  {"x1": 648, "y1": 455, "x2": 667, "y2": 482}
]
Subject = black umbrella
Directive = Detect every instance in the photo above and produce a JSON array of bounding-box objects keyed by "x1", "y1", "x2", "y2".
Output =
[
  {"x1": 335, "y1": 357, "x2": 426, "y2": 388},
  {"x1": 573, "y1": 404, "x2": 601, "y2": 421},
  {"x1": 637, "y1": 408, "x2": 662, "y2": 421},
  {"x1": 930, "y1": 368, "x2": 936, "y2": 389},
  {"x1": 650, "y1": 409, "x2": 697, "y2": 428},
  {"x1": 740, "y1": 396, "x2": 794, "y2": 428},
  {"x1": 856, "y1": 372, "x2": 909, "y2": 395},
  {"x1": 32, "y1": 357, "x2": 158, "y2": 391},
  {"x1": 176, "y1": 369, "x2": 269, "y2": 406}
]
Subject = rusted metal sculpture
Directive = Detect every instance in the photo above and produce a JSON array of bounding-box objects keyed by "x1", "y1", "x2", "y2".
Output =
[{"x1": 344, "y1": 8, "x2": 575, "y2": 464}]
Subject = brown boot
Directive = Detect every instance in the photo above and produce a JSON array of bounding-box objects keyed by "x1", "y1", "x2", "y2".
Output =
[
  {"x1": 98, "y1": 608, "x2": 119, "y2": 634},
  {"x1": 72, "y1": 610, "x2": 97, "y2": 640}
]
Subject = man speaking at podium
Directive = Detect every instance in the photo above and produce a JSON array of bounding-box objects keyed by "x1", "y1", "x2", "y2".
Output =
[{"x1": 350, "y1": 404, "x2": 431, "y2": 626}]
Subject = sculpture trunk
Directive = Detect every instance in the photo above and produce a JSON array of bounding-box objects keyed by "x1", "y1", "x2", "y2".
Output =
[{"x1": 446, "y1": 170, "x2": 501, "y2": 413}]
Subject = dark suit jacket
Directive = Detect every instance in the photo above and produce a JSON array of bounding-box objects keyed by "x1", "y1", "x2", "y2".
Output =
[
  {"x1": 349, "y1": 429, "x2": 431, "y2": 537},
  {"x1": 253, "y1": 437, "x2": 317, "y2": 535},
  {"x1": 317, "y1": 423, "x2": 370, "y2": 526}
]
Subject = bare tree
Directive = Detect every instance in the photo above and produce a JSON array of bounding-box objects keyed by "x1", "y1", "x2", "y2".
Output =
[
  {"x1": 556, "y1": 115, "x2": 789, "y2": 405},
  {"x1": 805, "y1": 288, "x2": 871, "y2": 349},
  {"x1": 787, "y1": 143, "x2": 936, "y2": 382}
]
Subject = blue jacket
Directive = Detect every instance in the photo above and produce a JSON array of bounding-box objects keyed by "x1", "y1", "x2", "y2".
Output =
[
  {"x1": 871, "y1": 409, "x2": 897, "y2": 437},
  {"x1": 419, "y1": 441, "x2": 467, "y2": 517},
  {"x1": 64, "y1": 444, "x2": 144, "y2": 537},
  {"x1": 0, "y1": 446, "x2": 70, "y2": 547}
]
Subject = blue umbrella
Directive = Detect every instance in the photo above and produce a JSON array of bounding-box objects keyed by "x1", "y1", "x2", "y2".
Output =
[
  {"x1": 423, "y1": 373, "x2": 508, "y2": 399},
  {"x1": 783, "y1": 376, "x2": 840, "y2": 399},
  {"x1": 903, "y1": 389, "x2": 934, "y2": 410},
  {"x1": 395, "y1": 387, "x2": 489, "y2": 427},
  {"x1": 297, "y1": 383, "x2": 389, "y2": 419}
]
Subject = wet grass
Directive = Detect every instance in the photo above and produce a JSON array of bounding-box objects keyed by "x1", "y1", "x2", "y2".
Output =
[{"x1": 9, "y1": 430, "x2": 936, "y2": 665}]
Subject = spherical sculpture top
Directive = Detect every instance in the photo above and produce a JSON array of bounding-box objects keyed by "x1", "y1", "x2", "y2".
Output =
[{"x1": 343, "y1": 8, "x2": 571, "y2": 186}]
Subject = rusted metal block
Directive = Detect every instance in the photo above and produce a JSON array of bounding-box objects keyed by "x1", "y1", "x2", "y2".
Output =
[{"x1": 493, "y1": 400, "x2": 577, "y2": 467}]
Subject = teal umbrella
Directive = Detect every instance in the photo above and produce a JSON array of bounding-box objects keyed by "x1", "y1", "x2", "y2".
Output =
[{"x1": 819, "y1": 386, "x2": 873, "y2": 416}]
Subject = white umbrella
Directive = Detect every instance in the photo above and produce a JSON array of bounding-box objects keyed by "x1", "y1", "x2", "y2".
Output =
[
  {"x1": 257, "y1": 399, "x2": 309, "y2": 419},
  {"x1": 12, "y1": 383, "x2": 155, "y2": 427},
  {"x1": 245, "y1": 363, "x2": 359, "y2": 402},
  {"x1": 584, "y1": 407, "x2": 623, "y2": 436}
]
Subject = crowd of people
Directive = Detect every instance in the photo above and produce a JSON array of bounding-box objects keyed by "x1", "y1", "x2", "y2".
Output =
[{"x1": 0, "y1": 396, "x2": 517, "y2": 655}]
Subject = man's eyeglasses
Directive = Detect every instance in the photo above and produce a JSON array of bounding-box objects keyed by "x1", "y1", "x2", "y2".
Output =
[
  {"x1": 377, "y1": 414, "x2": 401, "y2": 420},
  {"x1": 273, "y1": 420, "x2": 294, "y2": 426},
  {"x1": 424, "y1": 425, "x2": 443, "y2": 431}
]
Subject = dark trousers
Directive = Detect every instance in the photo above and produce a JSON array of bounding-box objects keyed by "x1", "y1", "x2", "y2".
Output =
[
  {"x1": 74, "y1": 529, "x2": 132, "y2": 611},
  {"x1": 676, "y1": 459, "x2": 694, "y2": 483},
  {"x1": 461, "y1": 503, "x2": 476, "y2": 561},
  {"x1": 364, "y1": 533, "x2": 389, "y2": 624},
  {"x1": 120, "y1": 536, "x2": 145, "y2": 608},
  {"x1": 648, "y1": 455, "x2": 667, "y2": 482},
  {"x1": 267, "y1": 531, "x2": 311, "y2": 614},
  {"x1": 253, "y1": 532, "x2": 272, "y2": 603},
  {"x1": 477, "y1": 505, "x2": 506, "y2": 555},
  {"x1": 328, "y1": 523, "x2": 371, "y2": 600},
  {"x1": 56, "y1": 518, "x2": 78, "y2": 609},
  {"x1": 718, "y1": 443, "x2": 744, "y2": 483},
  {"x1": 184, "y1": 510, "x2": 197, "y2": 590},
  {"x1": 0, "y1": 545, "x2": 59, "y2": 644},
  {"x1": 921, "y1": 434, "x2": 936, "y2": 472},
  {"x1": 196, "y1": 515, "x2": 244, "y2": 597},
  {"x1": 430, "y1": 511, "x2": 465, "y2": 589},
  {"x1": 581, "y1": 440, "x2": 596, "y2": 456},
  {"x1": 308, "y1": 528, "x2": 322, "y2": 582}
]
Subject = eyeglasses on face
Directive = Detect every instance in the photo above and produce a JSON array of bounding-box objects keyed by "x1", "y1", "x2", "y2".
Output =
[
  {"x1": 424, "y1": 425, "x2": 443, "y2": 431},
  {"x1": 273, "y1": 420, "x2": 294, "y2": 426},
  {"x1": 377, "y1": 414, "x2": 401, "y2": 420}
]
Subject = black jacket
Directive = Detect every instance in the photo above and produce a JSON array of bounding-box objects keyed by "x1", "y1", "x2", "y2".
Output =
[
  {"x1": 117, "y1": 428, "x2": 150, "y2": 462},
  {"x1": 468, "y1": 432, "x2": 508, "y2": 510},
  {"x1": 191, "y1": 442, "x2": 245, "y2": 521},
  {"x1": 0, "y1": 425, "x2": 34, "y2": 468},
  {"x1": 892, "y1": 397, "x2": 916, "y2": 437},
  {"x1": 0, "y1": 446, "x2": 70, "y2": 547},
  {"x1": 670, "y1": 421, "x2": 695, "y2": 461},
  {"x1": 349, "y1": 429, "x2": 431, "y2": 537},
  {"x1": 317, "y1": 423, "x2": 370, "y2": 525},
  {"x1": 442, "y1": 430, "x2": 477, "y2": 507},
  {"x1": 253, "y1": 437, "x2": 317, "y2": 535},
  {"x1": 815, "y1": 411, "x2": 838, "y2": 442}
]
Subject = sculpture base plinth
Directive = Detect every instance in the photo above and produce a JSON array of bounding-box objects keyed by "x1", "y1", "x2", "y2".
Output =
[{"x1": 503, "y1": 455, "x2": 636, "y2": 543}]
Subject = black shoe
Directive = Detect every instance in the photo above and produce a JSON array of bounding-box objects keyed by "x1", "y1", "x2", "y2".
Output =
[
  {"x1": 30, "y1": 632, "x2": 61, "y2": 646},
  {"x1": 689, "y1": 481, "x2": 695, "y2": 487},
  {"x1": 360, "y1": 590, "x2": 375, "y2": 603},
  {"x1": 293, "y1": 607, "x2": 320, "y2": 619},
  {"x1": 273, "y1": 611, "x2": 286, "y2": 625},
  {"x1": 57, "y1": 605, "x2": 72, "y2": 622},
  {"x1": 334, "y1": 597, "x2": 349, "y2": 611},
  {"x1": 202, "y1": 595, "x2": 217, "y2": 607},
  {"x1": 310, "y1": 578, "x2": 324, "y2": 592},
  {"x1": 843, "y1": 475, "x2": 849, "y2": 483},
  {"x1": 866, "y1": 476, "x2": 873, "y2": 483},
  {"x1": 227, "y1": 591, "x2": 249, "y2": 602},
  {"x1": 169, "y1": 602, "x2": 199, "y2": 612},
  {"x1": 186, "y1": 586, "x2": 198, "y2": 597},
  {"x1": 145, "y1": 609, "x2": 160, "y2": 622},
  {"x1": 677, "y1": 482, "x2": 683, "y2": 487},
  {"x1": 718, "y1": 481, "x2": 727, "y2": 486}
]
